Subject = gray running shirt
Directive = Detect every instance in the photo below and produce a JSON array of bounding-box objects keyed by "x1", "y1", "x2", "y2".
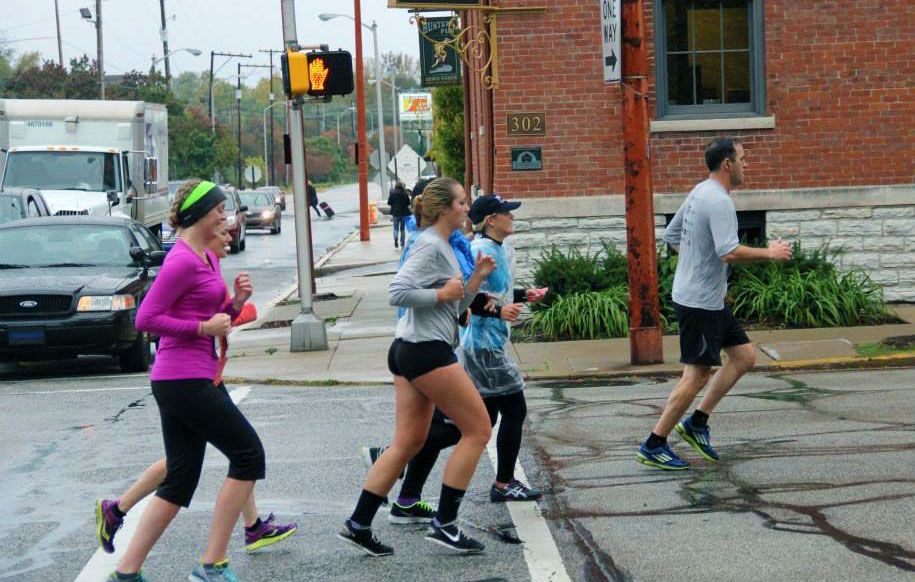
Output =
[
  {"x1": 663, "y1": 179, "x2": 740, "y2": 310},
  {"x1": 390, "y1": 228, "x2": 475, "y2": 348}
]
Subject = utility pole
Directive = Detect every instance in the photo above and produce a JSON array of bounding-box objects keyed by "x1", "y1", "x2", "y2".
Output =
[
  {"x1": 622, "y1": 0, "x2": 663, "y2": 364},
  {"x1": 280, "y1": 0, "x2": 327, "y2": 351},
  {"x1": 53, "y1": 0, "x2": 63, "y2": 67},
  {"x1": 260, "y1": 48, "x2": 283, "y2": 187},
  {"x1": 354, "y1": 0, "x2": 370, "y2": 241},
  {"x1": 96, "y1": 0, "x2": 104, "y2": 99},
  {"x1": 158, "y1": 0, "x2": 171, "y2": 88}
]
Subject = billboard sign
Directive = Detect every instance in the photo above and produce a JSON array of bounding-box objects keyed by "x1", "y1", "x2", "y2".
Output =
[{"x1": 399, "y1": 92, "x2": 434, "y2": 122}]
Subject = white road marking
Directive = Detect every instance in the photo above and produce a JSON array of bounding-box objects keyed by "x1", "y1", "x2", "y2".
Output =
[
  {"x1": 5, "y1": 386, "x2": 151, "y2": 396},
  {"x1": 486, "y1": 422, "x2": 572, "y2": 582},
  {"x1": 74, "y1": 386, "x2": 252, "y2": 582}
]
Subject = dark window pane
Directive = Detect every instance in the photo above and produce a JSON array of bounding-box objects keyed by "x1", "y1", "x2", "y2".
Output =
[
  {"x1": 665, "y1": 1, "x2": 690, "y2": 52},
  {"x1": 693, "y1": 1, "x2": 722, "y2": 51},
  {"x1": 724, "y1": 50, "x2": 751, "y2": 103},
  {"x1": 695, "y1": 52, "x2": 723, "y2": 104},
  {"x1": 722, "y1": 0, "x2": 749, "y2": 50},
  {"x1": 667, "y1": 53, "x2": 695, "y2": 105}
]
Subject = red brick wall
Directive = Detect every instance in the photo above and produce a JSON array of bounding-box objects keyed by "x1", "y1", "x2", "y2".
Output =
[{"x1": 467, "y1": 0, "x2": 915, "y2": 198}]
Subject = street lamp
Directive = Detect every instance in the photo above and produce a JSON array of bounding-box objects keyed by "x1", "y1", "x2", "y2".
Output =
[
  {"x1": 335, "y1": 107, "x2": 355, "y2": 147},
  {"x1": 369, "y1": 76, "x2": 401, "y2": 157},
  {"x1": 151, "y1": 47, "x2": 201, "y2": 71},
  {"x1": 318, "y1": 13, "x2": 388, "y2": 197}
]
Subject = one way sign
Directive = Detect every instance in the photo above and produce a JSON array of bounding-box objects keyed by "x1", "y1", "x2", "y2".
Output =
[{"x1": 601, "y1": 0, "x2": 621, "y2": 83}]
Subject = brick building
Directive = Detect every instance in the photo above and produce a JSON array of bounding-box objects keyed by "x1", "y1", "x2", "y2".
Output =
[{"x1": 459, "y1": 0, "x2": 914, "y2": 300}]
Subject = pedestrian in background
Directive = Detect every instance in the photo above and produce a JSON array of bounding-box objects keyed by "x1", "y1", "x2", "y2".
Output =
[
  {"x1": 111, "y1": 180, "x2": 265, "y2": 582},
  {"x1": 338, "y1": 177, "x2": 497, "y2": 557},
  {"x1": 306, "y1": 179, "x2": 321, "y2": 218},
  {"x1": 388, "y1": 180, "x2": 411, "y2": 250},
  {"x1": 637, "y1": 138, "x2": 791, "y2": 471}
]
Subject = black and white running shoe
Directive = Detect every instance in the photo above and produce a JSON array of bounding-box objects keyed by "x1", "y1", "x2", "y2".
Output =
[
  {"x1": 336, "y1": 520, "x2": 393, "y2": 557},
  {"x1": 490, "y1": 479, "x2": 543, "y2": 502},
  {"x1": 424, "y1": 521, "x2": 485, "y2": 554}
]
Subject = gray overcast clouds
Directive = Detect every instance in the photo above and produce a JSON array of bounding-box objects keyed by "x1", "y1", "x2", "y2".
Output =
[{"x1": 1, "y1": 1, "x2": 448, "y2": 84}]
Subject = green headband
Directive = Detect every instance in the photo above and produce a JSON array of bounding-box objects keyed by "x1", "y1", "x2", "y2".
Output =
[{"x1": 180, "y1": 181, "x2": 218, "y2": 212}]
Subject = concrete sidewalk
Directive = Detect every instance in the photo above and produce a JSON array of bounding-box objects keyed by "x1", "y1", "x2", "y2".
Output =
[{"x1": 223, "y1": 222, "x2": 915, "y2": 385}]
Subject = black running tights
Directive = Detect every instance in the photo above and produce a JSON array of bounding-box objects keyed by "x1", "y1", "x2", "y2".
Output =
[{"x1": 485, "y1": 391, "x2": 527, "y2": 484}]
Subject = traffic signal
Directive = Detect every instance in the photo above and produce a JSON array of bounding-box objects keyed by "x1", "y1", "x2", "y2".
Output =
[
  {"x1": 281, "y1": 50, "x2": 310, "y2": 98},
  {"x1": 305, "y1": 51, "x2": 354, "y2": 98},
  {"x1": 280, "y1": 49, "x2": 354, "y2": 99}
]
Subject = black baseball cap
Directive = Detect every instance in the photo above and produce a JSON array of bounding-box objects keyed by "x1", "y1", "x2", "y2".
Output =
[{"x1": 469, "y1": 193, "x2": 522, "y2": 225}]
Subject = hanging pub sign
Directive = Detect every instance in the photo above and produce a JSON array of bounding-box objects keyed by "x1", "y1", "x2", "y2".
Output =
[
  {"x1": 389, "y1": 0, "x2": 482, "y2": 8},
  {"x1": 419, "y1": 17, "x2": 462, "y2": 87}
]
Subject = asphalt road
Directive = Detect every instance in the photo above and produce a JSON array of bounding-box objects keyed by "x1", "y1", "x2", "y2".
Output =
[{"x1": 0, "y1": 368, "x2": 911, "y2": 581}]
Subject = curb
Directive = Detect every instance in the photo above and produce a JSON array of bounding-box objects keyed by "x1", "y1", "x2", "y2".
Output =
[{"x1": 222, "y1": 355, "x2": 915, "y2": 387}]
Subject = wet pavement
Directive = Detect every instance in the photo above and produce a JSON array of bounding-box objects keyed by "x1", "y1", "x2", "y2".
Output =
[
  {"x1": 0, "y1": 368, "x2": 911, "y2": 581},
  {"x1": 523, "y1": 368, "x2": 915, "y2": 581}
]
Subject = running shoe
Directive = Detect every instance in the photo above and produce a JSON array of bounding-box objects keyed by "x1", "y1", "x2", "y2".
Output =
[
  {"x1": 425, "y1": 521, "x2": 485, "y2": 554},
  {"x1": 388, "y1": 500, "x2": 436, "y2": 524},
  {"x1": 107, "y1": 573, "x2": 148, "y2": 582},
  {"x1": 95, "y1": 498, "x2": 124, "y2": 554},
  {"x1": 675, "y1": 419, "x2": 720, "y2": 461},
  {"x1": 636, "y1": 442, "x2": 690, "y2": 470},
  {"x1": 188, "y1": 560, "x2": 239, "y2": 582},
  {"x1": 361, "y1": 445, "x2": 405, "y2": 480},
  {"x1": 336, "y1": 520, "x2": 393, "y2": 557},
  {"x1": 245, "y1": 516, "x2": 298, "y2": 552},
  {"x1": 490, "y1": 479, "x2": 543, "y2": 502}
]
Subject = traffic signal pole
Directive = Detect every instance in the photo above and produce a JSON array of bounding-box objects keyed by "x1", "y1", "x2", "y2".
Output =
[
  {"x1": 622, "y1": 0, "x2": 663, "y2": 364},
  {"x1": 280, "y1": 0, "x2": 328, "y2": 352}
]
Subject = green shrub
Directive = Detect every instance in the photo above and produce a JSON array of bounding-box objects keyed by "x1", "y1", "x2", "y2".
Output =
[
  {"x1": 529, "y1": 286, "x2": 629, "y2": 341},
  {"x1": 531, "y1": 242, "x2": 627, "y2": 307}
]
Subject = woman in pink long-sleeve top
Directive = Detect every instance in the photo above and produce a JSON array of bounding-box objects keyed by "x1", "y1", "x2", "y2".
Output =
[{"x1": 111, "y1": 180, "x2": 264, "y2": 582}]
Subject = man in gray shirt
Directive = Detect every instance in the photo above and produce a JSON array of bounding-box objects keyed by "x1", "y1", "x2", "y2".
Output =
[{"x1": 637, "y1": 138, "x2": 792, "y2": 471}]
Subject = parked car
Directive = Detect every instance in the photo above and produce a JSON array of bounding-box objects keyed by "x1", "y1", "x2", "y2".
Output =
[
  {"x1": 241, "y1": 191, "x2": 281, "y2": 234},
  {"x1": 257, "y1": 185, "x2": 285, "y2": 211},
  {"x1": 0, "y1": 188, "x2": 52, "y2": 225},
  {"x1": 222, "y1": 184, "x2": 248, "y2": 253},
  {"x1": 0, "y1": 216, "x2": 166, "y2": 372}
]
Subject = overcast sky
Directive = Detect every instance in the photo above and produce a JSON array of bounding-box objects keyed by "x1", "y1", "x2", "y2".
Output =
[{"x1": 1, "y1": 1, "x2": 448, "y2": 85}]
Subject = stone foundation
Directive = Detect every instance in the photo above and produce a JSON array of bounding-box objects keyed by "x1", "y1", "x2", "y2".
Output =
[{"x1": 510, "y1": 184, "x2": 915, "y2": 302}]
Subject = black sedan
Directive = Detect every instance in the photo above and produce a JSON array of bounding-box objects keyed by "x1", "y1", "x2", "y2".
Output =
[
  {"x1": 0, "y1": 188, "x2": 52, "y2": 225},
  {"x1": 0, "y1": 216, "x2": 166, "y2": 372},
  {"x1": 240, "y1": 191, "x2": 281, "y2": 234}
]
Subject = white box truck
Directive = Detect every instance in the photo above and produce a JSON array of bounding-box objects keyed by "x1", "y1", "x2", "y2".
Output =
[{"x1": 0, "y1": 99, "x2": 169, "y2": 235}]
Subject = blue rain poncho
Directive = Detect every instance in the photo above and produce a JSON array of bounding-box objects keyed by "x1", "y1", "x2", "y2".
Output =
[{"x1": 459, "y1": 236, "x2": 525, "y2": 397}]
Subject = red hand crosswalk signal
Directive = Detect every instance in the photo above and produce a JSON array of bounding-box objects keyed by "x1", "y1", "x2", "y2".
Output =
[
  {"x1": 306, "y1": 51, "x2": 354, "y2": 98},
  {"x1": 281, "y1": 49, "x2": 354, "y2": 99}
]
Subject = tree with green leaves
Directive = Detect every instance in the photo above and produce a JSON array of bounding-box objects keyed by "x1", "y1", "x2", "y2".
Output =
[{"x1": 430, "y1": 85, "x2": 465, "y2": 184}]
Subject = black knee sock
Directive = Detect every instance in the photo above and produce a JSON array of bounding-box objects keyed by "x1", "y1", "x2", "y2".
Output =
[
  {"x1": 434, "y1": 484, "x2": 465, "y2": 525},
  {"x1": 689, "y1": 409, "x2": 709, "y2": 428},
  {"x1": 646, "y1": 432, "x2": 667, "y2": 449},
  {"x1": 349, "y1": 489, "x2": 386, "y2": 528}
]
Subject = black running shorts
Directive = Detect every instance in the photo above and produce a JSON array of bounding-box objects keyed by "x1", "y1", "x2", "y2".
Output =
[
  {"x1": 674, "y1": 303, "x2": 750, "y2": 367},
  {"x1": 387, "y1": 338, "x2": 458, "y2": 381}
]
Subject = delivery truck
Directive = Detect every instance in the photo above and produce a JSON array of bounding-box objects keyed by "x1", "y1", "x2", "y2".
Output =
[{"x1": 0, "y1": 99, "x2": 169, "y2": 235}]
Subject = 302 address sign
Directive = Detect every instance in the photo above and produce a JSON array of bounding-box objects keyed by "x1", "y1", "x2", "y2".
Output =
[{"x1": 506, "y1": 113, "x2": 546, "y2": 136}]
